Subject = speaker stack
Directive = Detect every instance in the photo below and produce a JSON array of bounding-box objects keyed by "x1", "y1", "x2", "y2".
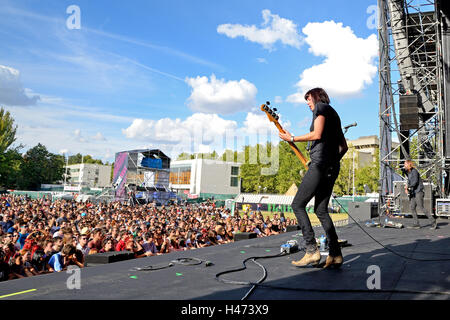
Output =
[{"x1": 399, "y1": 94, "x2": 419, "y2": 131}]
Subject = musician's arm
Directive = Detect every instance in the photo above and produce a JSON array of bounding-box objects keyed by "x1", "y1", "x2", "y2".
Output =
[{"x1": 279, "y1": 116, "x2": 325, "y2": 142}]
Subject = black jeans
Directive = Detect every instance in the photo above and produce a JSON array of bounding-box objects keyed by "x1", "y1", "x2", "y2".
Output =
[
  {"x1": 291, "y1": 162, "x2": 341, "y2": 257},
  {"x1": 409, "y1": 191, "x2": 435, "y2": 225}
]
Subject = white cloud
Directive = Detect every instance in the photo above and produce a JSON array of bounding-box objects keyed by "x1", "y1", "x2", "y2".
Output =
[
  {"x1": 217, "y1": 9, "x2": 303, "y2": 50},
  {"x1": 287, "y1": 21, "x2": 378, "y2": 103},
  {"x1": 185, "y1": 74, "x2": 257, "y2": 115},
  {"x1": 0, "y1": 65, "x2": 40, "y2": 106},
  {"x1": 73, "y1": 129, "x2": 87, "y2": 143},
  {"x1": 122, "y1": 112, "x2": 292, "y2": 160},
  {"x1": 256, "y1": 58, "x2": 268, "y2": 64},
  {"x1": 241, "y1": 112, "x2": 280, "y2": 135},
  {"x1": 92, "y1": 132, "x2": 106, "y2": 141},
  {"x1": 239, "y1": 112, "x2": 292, "y2": 148},
  {"x1": 122, "y1": 113, "x2": 238, "y2": 145},
  {"x1": 274, "y1": 96, "x2": 283, "y2": 104}
]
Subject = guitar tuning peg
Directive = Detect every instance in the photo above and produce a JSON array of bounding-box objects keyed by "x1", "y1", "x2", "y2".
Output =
[
  {"x1": 266, "y1": 101, "x2": 270, "y2": 105},
  {"x1": 273, "y1": 108, "x2": 277, "y2": 112}
]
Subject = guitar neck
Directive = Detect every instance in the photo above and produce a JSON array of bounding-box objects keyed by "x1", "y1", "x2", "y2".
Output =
[{"x1": 275, "y1": 123, "x2": 309, "y2": 169}]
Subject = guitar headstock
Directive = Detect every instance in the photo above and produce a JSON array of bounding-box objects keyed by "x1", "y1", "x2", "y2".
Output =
[{"x1": 260, "y1": 101, "x2": 280, "y2": 124}]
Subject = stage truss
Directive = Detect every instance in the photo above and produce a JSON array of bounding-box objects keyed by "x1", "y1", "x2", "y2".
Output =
[{"x1": 378, "y1": 0, "x2": 449, "y2": 217}]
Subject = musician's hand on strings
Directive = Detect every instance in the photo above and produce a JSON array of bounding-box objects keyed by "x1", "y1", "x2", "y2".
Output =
[{"x1": 279, "y1": 130, "x2": 292, "y2": 142}]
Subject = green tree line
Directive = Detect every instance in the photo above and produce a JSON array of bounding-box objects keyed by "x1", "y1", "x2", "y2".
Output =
[
  {"x1": 177, "y1": 142, "x2": 380, "y2": 196},
  {"x1": 0, "y1": 107, "x2": 106, "y2": 190}
]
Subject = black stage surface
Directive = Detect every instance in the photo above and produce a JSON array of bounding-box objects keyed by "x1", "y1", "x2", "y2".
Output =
[{"x1": 1, "y1": 218, "x2": 449, "y2": 300}]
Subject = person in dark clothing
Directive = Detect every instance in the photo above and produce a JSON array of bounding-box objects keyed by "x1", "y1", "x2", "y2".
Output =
[
  {"x1": 404, "y1": 160, "x2": 437, "y2": 229},
  {"x1": 279, "y1": 88, "x2": 348, "y2": 269}
]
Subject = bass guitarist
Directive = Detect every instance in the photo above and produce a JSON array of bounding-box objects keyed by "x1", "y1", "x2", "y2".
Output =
[
  {"x1": 403, "y1": 160, "x2": 437, "y2": 229},
  {"x1": 279, "y1": 88, "x2": 348, "y2": 269}
]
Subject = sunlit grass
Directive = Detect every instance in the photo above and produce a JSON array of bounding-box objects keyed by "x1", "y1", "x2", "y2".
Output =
[{"x1": 237, "y1": 211, "x2": 349, "y2": 226}]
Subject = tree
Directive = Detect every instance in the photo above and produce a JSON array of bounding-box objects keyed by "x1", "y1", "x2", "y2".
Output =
[
  {"x1": 68, "y1": 153, "x2": 103, "y2": 165},
  {"x1": 333, "y1": 152, "x2": 353, "y2": 196},
  {"x1": 18, "y1": 144, "x2": 65, "y2": 190},
  {"x1": 68, "y1": 153, "x2": 83, "y2": 165},
  {"x1": 274, "y1": 141, "x2": 308, "y2": 194},
  {"x1": 355, "y1": 149, "x2": 379, "y2": 194},
  {"x1": 0, "y1": 147, "x2": 23, "y2": 189},
  {"x1": 177, "y1": 152, "x2": 194, "y2": 160},
  {"x1": 0, "y1": 107, "x2": 17, "y2": 154},
  {"x1": 238, "y1": 141, "x2": 308, "y2": 194},
  {"x1": 83, "y1": 155, "x2": 103, "y2": 165}
]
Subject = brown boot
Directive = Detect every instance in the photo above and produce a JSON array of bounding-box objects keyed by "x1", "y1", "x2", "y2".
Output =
[
  {"x1": 323, "y1": 255, "x2": 343, "y2": 269},
  {"x1": 291, "y1": 250, "x2": 321, "y2": 267}
]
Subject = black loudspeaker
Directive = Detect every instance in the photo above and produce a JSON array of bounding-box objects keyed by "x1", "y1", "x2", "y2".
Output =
[
  {"x1": 399, "y1": 94, "x2": 419, "y2": 130},
  {"x1": 85, "y1": 251, "x2": 135, "y2": 266},
  {"x1": 286, "y1": 225, "x2": 301, "y2": 232},
  {"x1": 348, "y1": 202, "x2": 379, "y2": 222},
  {"x1": 234, "y1": 232, "x2": 257, "y2": 241}
]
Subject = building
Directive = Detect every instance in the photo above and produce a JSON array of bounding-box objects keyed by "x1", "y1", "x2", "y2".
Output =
[
  {"x1": 169, "y1": 159, "x2": 242, "y2": 200},
  {"x1": 67, "y1": 163, "x2": 112, "y2": 188},
  {"x1": 345, "y1": 135, "x2": 400, "y2": 168}
]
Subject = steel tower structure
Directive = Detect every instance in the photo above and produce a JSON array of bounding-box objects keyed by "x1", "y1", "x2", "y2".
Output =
[{"x1": 378, "y1": 0, "x2": 448, "y2": 217}]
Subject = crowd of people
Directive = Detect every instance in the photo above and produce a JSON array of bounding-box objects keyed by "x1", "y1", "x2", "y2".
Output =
[{"x1": 0, "y1": 194, "x2": 297, "y2": 281}]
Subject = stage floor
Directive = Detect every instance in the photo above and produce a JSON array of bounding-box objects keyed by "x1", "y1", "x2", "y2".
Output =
[{"x1": 1, "y1": 217, "x2": 449, "y2": 300}]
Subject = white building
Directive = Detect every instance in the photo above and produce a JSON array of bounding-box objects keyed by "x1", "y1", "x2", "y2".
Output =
[
  {"x1": 67, "y1": 163, "x2": 112, "y2": 188},
  {"x1": 169, "y1": 159, "x2": 241, "y2": 199},
  {"x1": 345, "y1": 135, "x2": 400, "y2": 168}
]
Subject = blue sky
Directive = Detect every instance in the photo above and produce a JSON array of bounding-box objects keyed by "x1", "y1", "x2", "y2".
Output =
[{"x1": 0, "y1": 0, "x2": 380, "y2": 163}]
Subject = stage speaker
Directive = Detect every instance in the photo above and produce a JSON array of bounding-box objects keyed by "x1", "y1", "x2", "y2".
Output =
[
  {"x1": 399, "y1": 94, "x2": 419, "y2": 130},
  {"x1": 286, "y1": 225, "x2": 300, "y2": 232},
  {"x1": 396, "y1": 181, "x2": 434, "y2": 215},
  {"x1": 348, "y1": 202, "x2": 379, "y2": 222},
  {"x1": 400, "y1": 197, "x2": 433, "y2": 216},
  {"x1": 234, "y1": 232, "x2": 257, "y2": 241},
  {"x1": 85, "y1": 251, "x2": 135, "y2": 266}
]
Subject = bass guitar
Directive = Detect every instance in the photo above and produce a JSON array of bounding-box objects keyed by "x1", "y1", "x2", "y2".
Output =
[{"x1": 260, "y1": 101, "x2": 309, "y2": 170}]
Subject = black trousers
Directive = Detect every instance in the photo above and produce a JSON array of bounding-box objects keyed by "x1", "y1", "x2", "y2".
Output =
[
  {"x1": 409, "y1": 191, "x2": 435, "y2": 225},
  {"x1": 291, "y1": 162, "x2": 342, "y2": 257}
]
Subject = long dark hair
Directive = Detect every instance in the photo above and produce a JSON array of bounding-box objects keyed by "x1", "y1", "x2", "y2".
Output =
[{"x1": 304, "y1": 88, "x2": 330, "y2": 104}]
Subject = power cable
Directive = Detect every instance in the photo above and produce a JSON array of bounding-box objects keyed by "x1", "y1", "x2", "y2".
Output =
[
  {"x1": 130, "y1": 257, "x2": 206, "y2": 272},
  {"x1": 215, "y1": 252, "x2": 287, "y2": 300}
]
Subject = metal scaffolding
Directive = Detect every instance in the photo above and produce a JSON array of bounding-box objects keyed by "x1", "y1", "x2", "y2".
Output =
[{"x1": 378, "y1": 0, "x2": 448, "y2": 217}]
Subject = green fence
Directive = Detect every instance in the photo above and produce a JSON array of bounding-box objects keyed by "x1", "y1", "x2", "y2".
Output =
[
  {"x1": 330, "y1": 196, "x2": 370, "y2": 213},
  {"x1": 9, "y1": 190, "x2": 53, "y2": 200}
]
